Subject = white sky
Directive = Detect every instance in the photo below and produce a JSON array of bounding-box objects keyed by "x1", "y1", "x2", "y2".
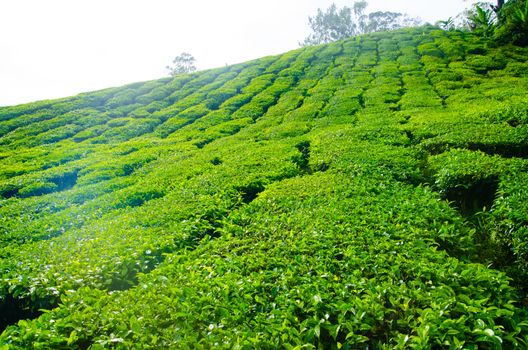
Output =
[{"x1": 0, "y1": 0, "x2": 479, "y2": 107}]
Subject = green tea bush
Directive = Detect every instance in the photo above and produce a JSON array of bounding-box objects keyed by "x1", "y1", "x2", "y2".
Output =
[
  {"x1": 17, "y1": 181, "x2": 58, "y2": 197},
  {"x1": 232, "y1": 94, "x2": 275, "y2": 121},
  {"x1": 134, "y1": 86, "x2": 171, "y2": 105},
  {"x1": 400, "y1": 89, "x2": 443, "y2": 109},
  {"x1": 30, "y1": 124, "x2": 82, "y2": 146},
  {"x1": 1, "y1": 26, "x2": 528, "y2": 349},
  {"x1": 0, "y1": 111, "x2": 60, "y2": 138},
  {"x1": 71, "y1": 89, "x2": 115, "y2": 109},
  {"x1": 504, "y1": 61, "x2": 528, "y2": 77},
  {"x1": 202, "y1": 117, "x2": 253, "y2": 138},
  {"x1": 436, "y1": 38, "x2": 466, "y2": 61},
  {"x1": 428, "y1": 149, "x2": 503, "y2": 199},
  {"x1": 241, "y1": 73, "x2": 274, "y2": 95},
  {"x1": 317, "y1": 41, "x2": 343, "y2": 61},
  {"x1": 205, "y1": 88, "x2": 238, "y2": 110},
  {"x1": 342, "y1": 70, "x2": 372, "y2": 88},
  {"x1": 100, "y1": 118, "x2": 159, "y2": 142},
  {"x1": 4, "y1": 172, "x2": 526, "y2": 348},
  {"x1": 360, "y1": 38, "x2": 378, "y2": 51},
  {"x1": 372, "y1": 62, "x2": 400, "y2": 77},
  {"x1": 265, "y1": 90, "x2": 305, "y2": 118},
  {"x1": 70, "y1": 108, "x2": 109, "y2": 127},
  {"x1": 417, "y1": 43, "x2": 445, "y2": 59},
  {"x1": 363, "y1": 85, "x2": 401, "y2": 107},
  {"x1": 183, "y1": 68, "x2": 227, "y2": 90},
  {"x1": 356, "y1": 52, "x2": 377, "y2": 68},
  {"x1": 0, "y1": 101, "x2": 53, "y2": 122},
  {"x1": 155, "y1": 104, "x2": 210, "y2": 138},
  {"x1": 491, "y1": 171, "x2": 528, "y2": 274},
  {"x1": 421, "y1": 56, "x2": 446, "y2": 75},
  {"x1": 322, "y1": 88, "x2": 362, "y2": 118},
  {"x1": 264, "y1": 49, "x2": 300, "y2": 74},
  {"x1": 420, "y1": 122, "x2": 528, "y2": 157},
  {"x1": 428, "y1": 70, "x2": 464, "y2": 85},
  {"x1": 465, "y1": 54, "x2": 507, "y2": 74},
  {"x1": 72, "y1": 124, "x2": 108, "y2": 142},
  {"x1": 0, "y1": 182, "x2": 22, "y2": 199},
  {"x1": 104, "y1": 89, "x2": 138, "y2": 109},
  {"x1": 479, "y1": 101, "x2": 528, "y2": 126},
  {"x1": 111, "y1": 188, "x2": 165, "y2": 209},
  {"x1": 219, "y1": 93, "x2": 253, "y2": 113},
  {"x1": 303, "y1": 61, "x2": 330, "y2": 79}
]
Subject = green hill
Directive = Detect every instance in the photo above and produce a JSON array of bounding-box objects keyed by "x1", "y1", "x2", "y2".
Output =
[{"x1": 1, "y1": 26, "x2": 528, "y2": 348}]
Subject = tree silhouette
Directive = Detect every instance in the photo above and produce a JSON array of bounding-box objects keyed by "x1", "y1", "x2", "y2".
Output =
[{"x1": 167, "y1": 52, "x2": 196, "y2": 76}]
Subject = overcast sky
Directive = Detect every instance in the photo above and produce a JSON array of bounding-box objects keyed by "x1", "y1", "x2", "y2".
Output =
[{"x1": 0, "y1": 0, "x2": 479, "y2": 107}]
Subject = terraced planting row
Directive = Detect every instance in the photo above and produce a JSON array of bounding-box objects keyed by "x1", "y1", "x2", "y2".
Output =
[{"x1": 1, "y1": 26, "x2": 527, "y2": 348}]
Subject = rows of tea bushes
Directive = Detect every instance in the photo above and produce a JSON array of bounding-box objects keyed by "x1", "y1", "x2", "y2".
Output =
[
  {"x1": 0, "y1": 40, "x2": 338, "y2": 329},
  {"x1": 1, "y1": 26, "x2": 528, "y2": 348}
]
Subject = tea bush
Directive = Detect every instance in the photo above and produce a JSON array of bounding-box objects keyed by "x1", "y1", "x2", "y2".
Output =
[{"x1": 1, "y1": 26, "x2": 527, "y2": 348}]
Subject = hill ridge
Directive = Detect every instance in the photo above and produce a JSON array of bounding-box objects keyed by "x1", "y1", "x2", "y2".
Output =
[{"x1": 1, "y1": 26, "x2": 528, "y2": 348}]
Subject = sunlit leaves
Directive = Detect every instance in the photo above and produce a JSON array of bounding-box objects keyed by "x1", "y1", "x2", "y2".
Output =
[{"x1": 1, "y1": 26, "x2": 528, "y2": 348}]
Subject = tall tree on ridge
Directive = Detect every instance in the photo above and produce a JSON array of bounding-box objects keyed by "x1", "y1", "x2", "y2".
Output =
[
  {"x1": 301, "y1": 1, "x2": 420, "y2": 46},
  {"x1": 167, "y1": 52, "x2": 197, "y2": 76}
]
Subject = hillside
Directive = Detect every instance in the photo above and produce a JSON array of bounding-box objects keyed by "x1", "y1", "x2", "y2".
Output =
[{"x1": 1, "y1": 26, "x2": 528, "y2": 348}]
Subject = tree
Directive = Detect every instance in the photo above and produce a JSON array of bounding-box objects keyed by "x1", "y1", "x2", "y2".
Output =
[
  {"x1": 464, "y1": 0, "x2": 505, "y2": 13},
  {"x1": 436, "y1": 17, "x2": 456, "y2": 31},
  {"x1": 494, "y1": 0, "x2": 506, "y2": 12},
  {"x1": 365, "y1": 11, "x2": 421, "y2": 33},
  {"x1": 465, "y1": 2, "x2": 497, "y2": 36},
  {"x1": 495, "y1": 0, "x2": 528, "y2": 45},
  {"x1": 166, "y1": 52, "x2": 196, "y2": 76},
  {"x1": 301, "y1": 1, "x2": 420, "y2": 46},
  {"x1": 462, "y1": 0, "x2": 528, "y2": 45},
  {"x1": 301, "y1": 3, "x2": 360, "y2": 46}
]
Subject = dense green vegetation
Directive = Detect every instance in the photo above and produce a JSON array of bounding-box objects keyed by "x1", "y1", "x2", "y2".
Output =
[
  {"x1": 467, "y1": 0, "x2": 528, "y2": 46},
  {"x1": 1, "y1": 26, "x2": 528, "y2": 348}
]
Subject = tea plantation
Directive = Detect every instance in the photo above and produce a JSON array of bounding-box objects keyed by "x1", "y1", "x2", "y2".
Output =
[{"x1": 1, "y1": 26, "x2": 528, "y2": 348}]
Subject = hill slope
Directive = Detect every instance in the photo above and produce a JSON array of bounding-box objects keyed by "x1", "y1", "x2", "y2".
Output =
[{"x1": 1, "y1": 26, "x2": 528, "y2": 348}]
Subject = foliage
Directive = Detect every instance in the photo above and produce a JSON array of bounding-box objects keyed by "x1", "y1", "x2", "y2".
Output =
[
  {"x1": 365, "y1": 11, "x2": 420, "y2": 33},
  {"x1": 466, "y1": 2, "x2": 497, "y2": 37},
  {"x1": 436, "y1": 17, "x2": 456, "y2": 31},
  {"x1": 458, "y1": 0, "x2": 528, "y2": 46},
  {"x1": 166, "y1": 52, "x2": 197, "y2": 76},
  {"x1": 0, "y1": 26, "x2": 528, "y2": 348},
  {"x1": 495, "y1": 0, "x2": 528, "y2": 45},
  {"x1": 301, "y1": 1, "x2": 420, "y2": 46}
]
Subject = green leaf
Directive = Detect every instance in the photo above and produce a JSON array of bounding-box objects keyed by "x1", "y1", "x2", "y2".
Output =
[{"x1": 67, "y1": 330, "x2": 78, "y2": 345}]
